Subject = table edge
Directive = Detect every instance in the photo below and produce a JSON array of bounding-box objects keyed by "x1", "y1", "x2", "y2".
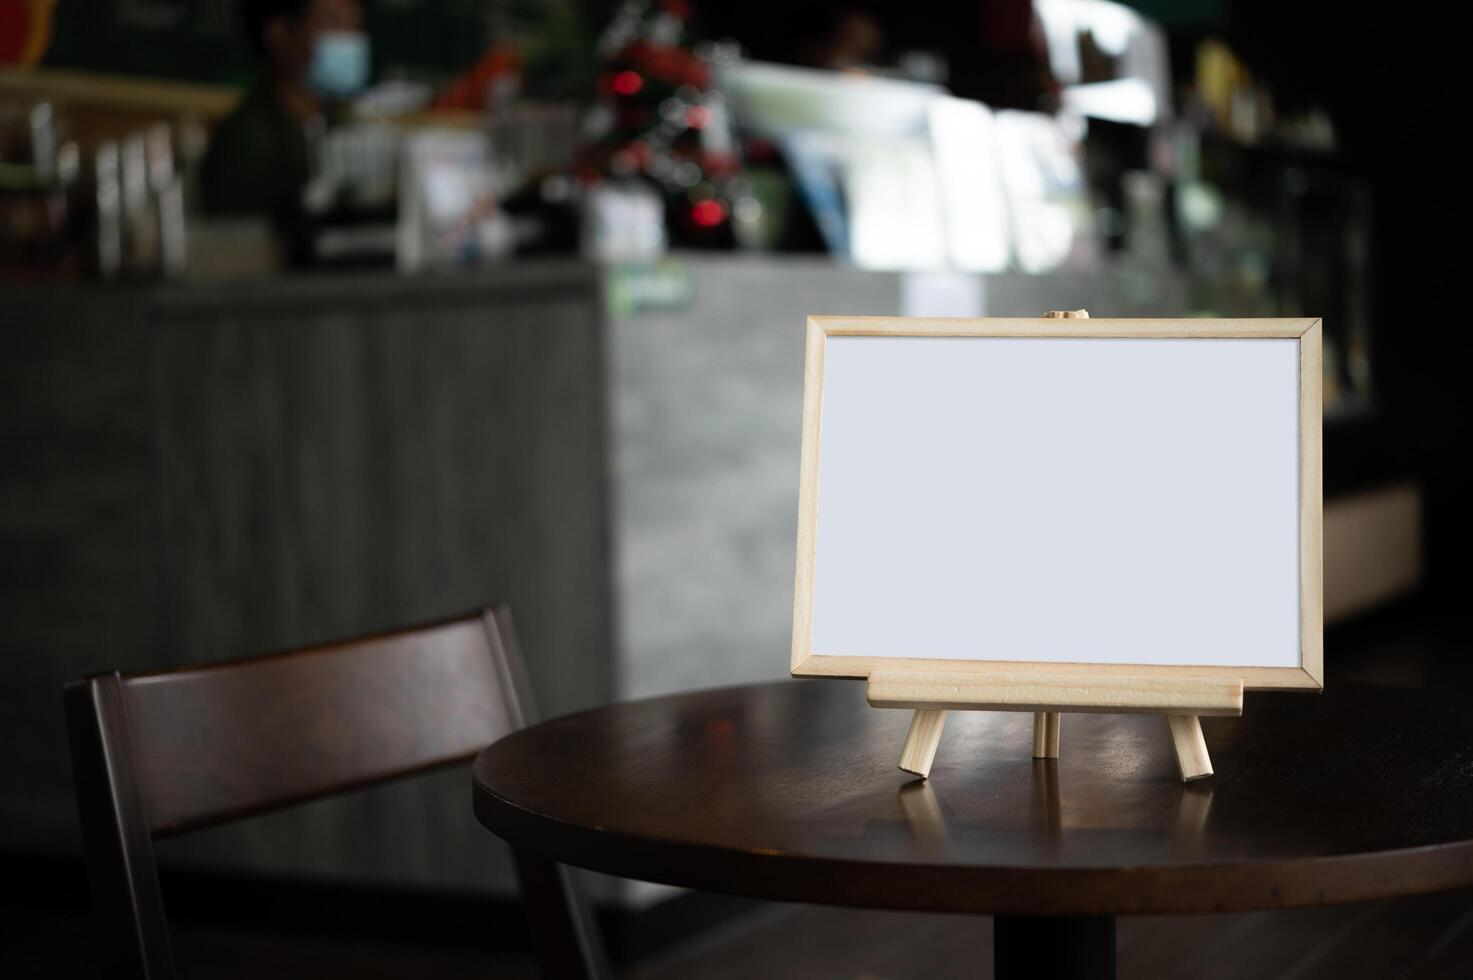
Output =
[{"x1": 472, "y1": 773, "x2": 1473, "y2": 916}]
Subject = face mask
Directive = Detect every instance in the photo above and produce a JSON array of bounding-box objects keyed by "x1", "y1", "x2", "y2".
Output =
[{"x1": 308, "y1": 31, "x2": 370, "y2": 99}]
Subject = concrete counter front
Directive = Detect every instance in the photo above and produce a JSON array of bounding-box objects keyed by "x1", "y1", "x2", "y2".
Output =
[
  {"x1": 4, "y1": 264, "x2": 612, "y2": 897},
  {"x1": 2, "y1": 257, "x2": 1405, "y2": 905}
]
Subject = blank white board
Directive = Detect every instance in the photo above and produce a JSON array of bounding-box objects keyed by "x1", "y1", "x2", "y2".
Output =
[{"x1": 792, "y1": 317, "x2": 1323, "y2": 688}]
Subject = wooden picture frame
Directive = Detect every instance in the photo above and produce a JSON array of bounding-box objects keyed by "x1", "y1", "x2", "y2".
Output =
[{"x1": 790, "y1": 315, "x2": 1323, "y2": 779}]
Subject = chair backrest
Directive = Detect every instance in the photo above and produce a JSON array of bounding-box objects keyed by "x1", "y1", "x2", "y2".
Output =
[{"x1": 65, "y1": 604, "x2": 604, "y2": 980}]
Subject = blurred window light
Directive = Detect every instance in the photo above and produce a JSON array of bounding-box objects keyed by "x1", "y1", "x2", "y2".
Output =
[
  {"x1": 723, "y1": 60, "x2": 948, "y2": 271},
  {"x1": 842, "y1": 136, "x2": 947, "y2": 271},
  {"x1": 719, "y1": 60, "x2": 940, "y2": 140},
  {"x1": 929, "y1": 97, "x2": 1010, "y2": 273},
  {"x1": 721, "y1": 59, "x2": 1101, "y2": 275},
  {"x1": 995, "y1": 110, "x2": 1097, "y2": 274},
  {"x1": 1036, "y1": 0, "x2": 1172, "y2": 127},
  {"x1": 1061, "y1": 78, "x2": 1157, "y2": 127}
]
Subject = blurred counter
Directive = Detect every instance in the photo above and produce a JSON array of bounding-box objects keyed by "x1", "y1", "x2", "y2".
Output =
[
  {"x1": 4, "y1": 262, "x2": 612, "y2": 899},
  {"x1": 1, "y1": 254, "x2": 1417, "y2": 907}
]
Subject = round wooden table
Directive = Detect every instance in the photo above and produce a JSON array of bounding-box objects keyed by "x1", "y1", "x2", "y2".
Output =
[{"x1": 473, "y1": 679, "x2": 1473, "y2": 979}]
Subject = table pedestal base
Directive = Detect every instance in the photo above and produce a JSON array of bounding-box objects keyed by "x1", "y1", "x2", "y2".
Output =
[{"x1": 994, "y1": 914, "x2": 1115, "y2": 980}]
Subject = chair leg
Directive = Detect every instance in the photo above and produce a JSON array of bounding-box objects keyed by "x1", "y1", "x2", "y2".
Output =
[{"x1": 511, "y1": 847, "x2": 611, "y2": 980}]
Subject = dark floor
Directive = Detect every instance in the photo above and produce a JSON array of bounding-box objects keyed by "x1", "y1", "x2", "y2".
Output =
[
  {"x1": 8, "y1": 889, "x2": 1473, "y2": 979},
  {"x1": 7, "y1": 596, "x2": 1472, "y2": 979},
  {"x1": 629, "y1": 891, "x2": 1473, "y2": 980}
]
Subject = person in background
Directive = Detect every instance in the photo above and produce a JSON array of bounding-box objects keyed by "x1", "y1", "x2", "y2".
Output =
[{"x1": 200, "y1": 0, "x2": 368, "y2": 219}]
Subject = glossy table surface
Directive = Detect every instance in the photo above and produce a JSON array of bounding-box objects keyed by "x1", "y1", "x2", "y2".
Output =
[{"x1": 472, "y1": 679, "x2": 1473, "y2": 916}]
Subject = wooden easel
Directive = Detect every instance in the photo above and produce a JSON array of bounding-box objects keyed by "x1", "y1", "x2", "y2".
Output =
[
  {"x1": 872, "y1": 668, "x2": 1241, "y2": 781},
  {"x1": 873, "y1": 310, "x2": 1245, "y2": 783}
]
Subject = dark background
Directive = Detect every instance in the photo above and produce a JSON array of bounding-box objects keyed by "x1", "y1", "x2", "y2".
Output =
[{"x1": 7, "y1": 1, "x2": 1473, "y2": 976}]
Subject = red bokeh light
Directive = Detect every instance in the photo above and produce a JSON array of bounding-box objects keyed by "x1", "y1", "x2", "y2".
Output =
[
  {"x1": 611, "y1": 70, "x2": 644, "y2": 96},
  {"x1": 691, "y1": 199, "x2": 726, "y2": 228},
  {"x1": 684, "y1": 105, "x2": 712, "y2": 129}
]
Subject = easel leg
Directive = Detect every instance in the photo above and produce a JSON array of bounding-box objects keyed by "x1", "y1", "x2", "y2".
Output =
[
  {"x1": 1166, "y1": 715, "x2": 1213, "y2": 782},
  {"x1": 1032, "y1": 711, "x2": 1061, "y2": 759},
  {"x1": 898, "y1": 709, "x2": 947, "y2": 778}
]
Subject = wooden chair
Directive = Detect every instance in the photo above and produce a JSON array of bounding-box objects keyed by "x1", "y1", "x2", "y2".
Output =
[{"x1": 64, "y1": 604, "x2": 609, "y2": 980}]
